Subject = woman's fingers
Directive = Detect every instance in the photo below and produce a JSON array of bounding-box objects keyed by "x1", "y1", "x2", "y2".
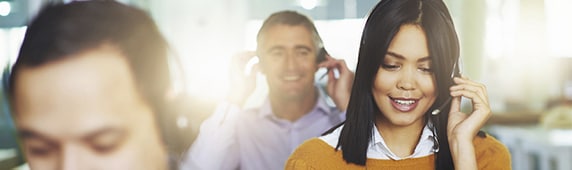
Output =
[
  {"x1": 449, "y1": 81, "x2": 492, "y2": 130},
  {"x1": 449, "y1": 96, "x2": 462, "y2": 113},
  {"x1": 449, "y1": 84, "x2": 488, "y2": 105},
  {"x1": 453, "y1": 77, "x2": 488, "y2": 97},
  {"x1": 449, "y1": 90, "x2": 489, "y2": 112}
]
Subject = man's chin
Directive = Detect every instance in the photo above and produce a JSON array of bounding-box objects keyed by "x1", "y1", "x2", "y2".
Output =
[
  {"x1": 279, "y1": 91, "x2": 304, "y2": 99},
  {"x1": 271, "y1": 88, "x2": 307, "y2": 100}
]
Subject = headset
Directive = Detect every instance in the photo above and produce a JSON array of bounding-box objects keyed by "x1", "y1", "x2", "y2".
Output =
[
  {"x1": 317, "y1": 47, "x2": 327, "y2": 63},
  {"x1": 428, "y1": 56, "x2": 462, "y2": 152},
  {"x1": 316, "y1": 47, "x2": 341, "y2": 82},
  {"x1": 431, "y1": 58, "x2": 461, "y2": 115}
]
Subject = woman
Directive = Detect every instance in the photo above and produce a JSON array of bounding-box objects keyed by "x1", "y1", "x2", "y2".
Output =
[{"x1": 285, "y1": 0, "x2": 511, "y2": 169}]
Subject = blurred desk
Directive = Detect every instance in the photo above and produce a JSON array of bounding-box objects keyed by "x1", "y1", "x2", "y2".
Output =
[{"x1": 488, "y1": 125, "x2": 572, "y2": 170}]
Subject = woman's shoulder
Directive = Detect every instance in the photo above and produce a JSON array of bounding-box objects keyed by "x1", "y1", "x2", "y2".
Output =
[
  {"x1": 319, "y1": 124, "x2": 344, "y2": 147},
  {"x1": 473, "y1": 133, "x2": 512, "y2": 169},
  {"x1": 286, "y1": 138, "x2": 343, "y2": 169},
  {"x1": 473, "y1": 133, "x2": 510, "y2": 154},
  {"x1": 290, "y1": 138, "x2": 337, "y2": 158},
  {"x1": 289, "y1": 125, "x2": 344, "y2": 162}
]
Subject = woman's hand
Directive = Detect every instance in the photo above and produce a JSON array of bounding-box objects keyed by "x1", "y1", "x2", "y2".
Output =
[
  {"x1": 447, "y1": 76, "x2": 492, "y2": 170},
  {"x1": 448, "y1": 76, "x2": 491, "y2": 141}
]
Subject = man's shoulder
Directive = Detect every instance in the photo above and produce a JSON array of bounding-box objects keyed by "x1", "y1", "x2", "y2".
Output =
[{"x1": 240, "y1": 107, "x2": 261, "y2": 115}]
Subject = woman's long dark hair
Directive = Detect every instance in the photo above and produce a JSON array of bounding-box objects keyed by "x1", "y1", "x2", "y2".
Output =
[{"x1": 336, "y1": 0, "x2": 461, "y2": 169}]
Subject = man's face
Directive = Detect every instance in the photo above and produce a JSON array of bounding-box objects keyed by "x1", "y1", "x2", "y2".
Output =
[
  {"x1": 13, "y1": 46, "x2": 168, "y2": 170},
  {"x1": 257, "y1": 24, "x2": 319, "y2": 101}
]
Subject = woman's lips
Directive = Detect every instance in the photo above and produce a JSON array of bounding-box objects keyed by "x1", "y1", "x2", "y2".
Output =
[{"x1": 389, "y1": 97, "x2": 419, "y2": 112}]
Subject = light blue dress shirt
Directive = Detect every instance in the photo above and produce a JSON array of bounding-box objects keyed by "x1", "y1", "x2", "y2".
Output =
[{"x1": 181, "y1": 89, "x2": 345, "y2": 170}]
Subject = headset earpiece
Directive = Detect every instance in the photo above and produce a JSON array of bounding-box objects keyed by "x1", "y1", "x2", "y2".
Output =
[{"x1": 317, "y1": 47, "x2": 327, "y2": 63}]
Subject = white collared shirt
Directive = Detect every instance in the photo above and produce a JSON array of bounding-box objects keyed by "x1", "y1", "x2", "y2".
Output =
[{"x1": 320, "y1": 123, "x2": 437, "y2": 160}]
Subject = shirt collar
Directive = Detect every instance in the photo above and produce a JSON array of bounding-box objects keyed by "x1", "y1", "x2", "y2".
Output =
[
  {"x1": 258, "y1": 86, "x2": 334, "y2": 119},
  {"x1": 370, "y1": 122, "x2": 437, "y2": 160}
]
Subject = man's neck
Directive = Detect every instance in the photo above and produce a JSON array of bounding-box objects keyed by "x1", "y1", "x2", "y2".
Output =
[
  {"x1": 376, "y1": 118, "x2": 425, "y2": 158},
  {"x1": 269, "y1": 88, "x2": 319, "y2": 122}
]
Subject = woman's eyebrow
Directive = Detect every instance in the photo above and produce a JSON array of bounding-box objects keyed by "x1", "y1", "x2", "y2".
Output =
[
  {"x1": 386, "y1": 51, "x2": 431, "y2": 62},
  {"x1": 386, "y1": 51, "x2": 406, "y2": 60},
  {"x1": 417, "y1": 56, "x2": 431, "y2": 62}
]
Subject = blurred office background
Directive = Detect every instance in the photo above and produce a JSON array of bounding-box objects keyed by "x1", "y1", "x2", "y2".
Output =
[{"x1": 2, "y1": 0, "x2": 572, "y2": 169}]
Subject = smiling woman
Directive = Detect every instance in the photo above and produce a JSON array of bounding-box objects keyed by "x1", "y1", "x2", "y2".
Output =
[{"x1": 285, "y1": 0, "x2": 511, "y2": 169}]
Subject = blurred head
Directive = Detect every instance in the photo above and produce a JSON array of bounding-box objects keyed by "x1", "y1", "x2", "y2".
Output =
[
  {"x1": 337, "y1": 0, "x2": 459, "y2": 168},
  {"x1": 8, "y1": 1, "x2": 172, "y2": 169},
  {"x1": 256, "y1": 11, "x2": 324, "y2": 101}
]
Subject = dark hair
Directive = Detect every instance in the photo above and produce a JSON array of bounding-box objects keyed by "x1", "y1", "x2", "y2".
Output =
[
  {"x1": 8, "y1": 0, "x2": 180, "y2": 167},
  {"x1": 336, "y1": 0, "x2": 463, "y2": 168},
  {"x1": 257, "y1": 10, "x2": 325, "y2": 61}
]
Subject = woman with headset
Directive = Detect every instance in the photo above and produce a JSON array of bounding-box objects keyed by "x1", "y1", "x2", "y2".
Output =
[{"x1": 286, "y1": 0, "x2": 511, "y2": 169}]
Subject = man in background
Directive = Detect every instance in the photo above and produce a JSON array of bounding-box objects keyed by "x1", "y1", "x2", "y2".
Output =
[{"x1": 181, "y1": 11, "x2": 354, "y2": 170}]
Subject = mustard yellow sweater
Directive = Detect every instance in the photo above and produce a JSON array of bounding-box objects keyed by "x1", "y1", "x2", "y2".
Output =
[{"x1": 285, "y1": 134, "x2": 511, "y2": 170}]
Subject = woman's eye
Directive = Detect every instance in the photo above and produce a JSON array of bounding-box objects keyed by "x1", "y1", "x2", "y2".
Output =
[
  {"x1": 381, "y1": 64, "x2": 400, "y2": 70},
  {"x1": 419, "y1": 67, "x2": 433, "y2": 73}
]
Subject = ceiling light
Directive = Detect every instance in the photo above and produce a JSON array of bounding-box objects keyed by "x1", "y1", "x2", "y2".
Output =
[
  {"x1": 299, "y1": 0, "x2": 318, "y2": 10},
  {"x1": 0, "y1": 1, "x2": 11, "y2": 17}
]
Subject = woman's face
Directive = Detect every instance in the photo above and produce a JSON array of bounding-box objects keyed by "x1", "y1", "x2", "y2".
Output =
[{"x1": 372, "y1": 24, "x2": 437, "y2": 128}]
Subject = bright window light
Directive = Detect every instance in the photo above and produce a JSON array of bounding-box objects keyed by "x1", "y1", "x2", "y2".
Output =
[
  {"x1": 545, "y1": 0, "x2": 572, "y2": 57},
  {"x1": 299, "y1": 0, "x2": 318, "y2": 10}
]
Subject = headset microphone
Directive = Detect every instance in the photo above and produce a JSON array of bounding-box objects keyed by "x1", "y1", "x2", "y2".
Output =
[
  {"x1": 431, "y1": 59, "x2": 460, "y2": 116},
  {"x1": 431, "y1": 97, "x2": 452, "y2": 115}
]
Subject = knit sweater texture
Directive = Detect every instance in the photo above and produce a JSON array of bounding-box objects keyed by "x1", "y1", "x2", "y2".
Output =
[{"x1": 285, "y1": 134, "x2": 511, "y2": 170}]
